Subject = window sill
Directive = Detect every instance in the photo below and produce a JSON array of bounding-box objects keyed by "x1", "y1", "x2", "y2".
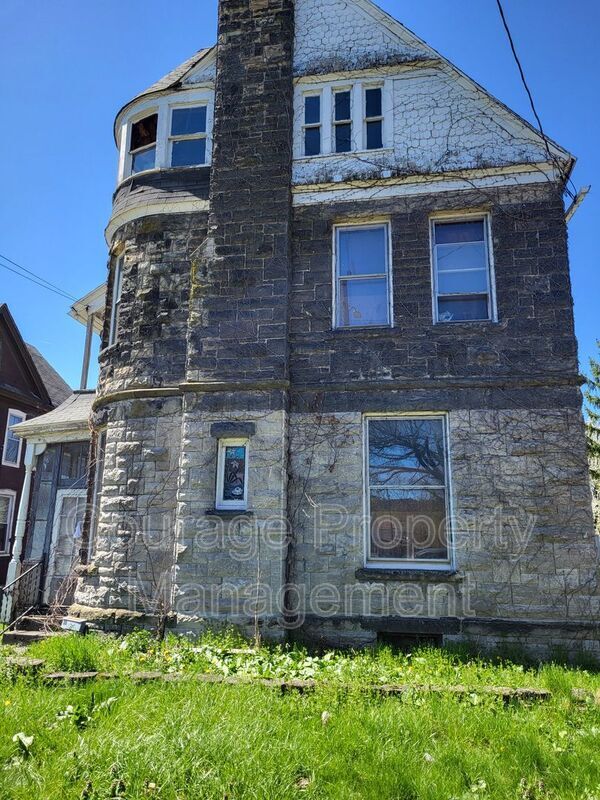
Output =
[
  {"x1": 205, "y1": 508, "x2": 254, "y2": 519},
  {"x1": 355, "y1": 567, "x2": 462, "y2": 583},
  {"x1": 295, "y1": 147, "x2": 393, "y2": 163},
  {"x1": 115, "y1": 165, "x2": 211, "y2": 193}
]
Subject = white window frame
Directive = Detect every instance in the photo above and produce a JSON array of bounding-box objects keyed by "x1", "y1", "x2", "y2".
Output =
[
  {"x1": 127, "y1": 109, "x2": 159, "y2": 176},
  {"x1": 0, "y1": 489, "x2": 16, "y2": 554},
  {"x1": 117, "y1": 88, "x2": 215, "y2": 183},
  {"x1": 333, "y1": 86, "x2": 353, "y2": 154},
  {"x1": 332, "y1": 220, "x2": 393, "y2": 330},
  {"x1": 2, "y1": 409, "x2": 26, "y2": 468},
  {"x1": 430, "y1": 211, "x2": 497, "y2": 324},
  {"x1": 362, "y1": 412, "x2": 454, "y2": 571},
  {"x1": 302, "y1": 91, "x2": 322, "y2": 157},
  {"x1": 363, "y1": 84, "x2": 384, "y2": 151},
  {"x1": 294, "y1": 77, "x2": 393, "y2": 160},
  {"x1": 108, "y1": 255, "x2": 124, "y2": 347},
  {"x1": 215, "y1": 438, "x2": 250, "y2": 511},
  {"x1": 168, "y1": 103, "x2": 209, "y2": 167}
]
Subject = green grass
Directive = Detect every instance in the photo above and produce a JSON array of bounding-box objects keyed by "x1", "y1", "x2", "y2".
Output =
[
  {"x1": 1, "y1": 633, "x2": 600, "y2": 798},
  {"x1": 1, "y1": 679, "x2": 600, "y2": 799}
]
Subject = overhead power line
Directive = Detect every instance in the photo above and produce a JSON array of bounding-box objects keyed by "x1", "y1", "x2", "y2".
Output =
[
  {"x1": 495, "y1": 0, "x2": 576, "y2": 200},
  {"x1": 0, "y1": 252, "x2": 77, "y2": 302}
]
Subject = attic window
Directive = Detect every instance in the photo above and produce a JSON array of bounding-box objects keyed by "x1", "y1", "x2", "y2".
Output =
[
  {"x1": 169, "y1": 106, "x2": 207, "y2": 167},
  {"x1": 130, "y1": 113, "x2": 157, "y2": 174}
]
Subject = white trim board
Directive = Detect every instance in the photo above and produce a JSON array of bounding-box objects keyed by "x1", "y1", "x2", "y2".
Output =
[
  {"x1": 292, "y1": 164, "x2": 560, "y2": 206},
  {"x1": 105, "y1": 198, "x2": 209, "y2": 243}
]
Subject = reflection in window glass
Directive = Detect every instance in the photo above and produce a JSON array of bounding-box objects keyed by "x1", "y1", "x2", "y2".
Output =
[
  {"x1": 367, "y1": 417, "x2": 450, "y2": 564},
  {"x1": 335, "y1": 225, "x2": 390, "y2": 327},
  {"x1": 433, "y1": 218, "x2": 493, "y2": 323}
]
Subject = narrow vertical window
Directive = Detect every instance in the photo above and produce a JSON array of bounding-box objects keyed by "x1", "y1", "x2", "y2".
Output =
[
  {"x1": 303, "y1": 94, "x2": 321, "y2": 156},
  {"x1": 334, "y1": 223, "x2": 391, "y2": 328},
  {"x1": 88, "y1": 430, "x2": 106, "y2": 559},
  {"x1": 108, "y1": 256, "x2": 124, "y2": 347},
  {"x1": 365, "y1": 87, "x2": 383, "y2": 150},
  {"x1": 334, "y1": 90, "x2": 352, "y2": 153},
  {"x1": 366, "y1": 416, "x2": 451, "y2": 567},
  {"x1": 0, "y1": 492, "x2": 15, "y2": 553},
  {"x1": 216, "y1": 439, "x2": 249, "y2": 511},
  {"x1": 432, "y1": 217, "x2": 494, "y2": 322},
  {"x1": 129, "y1": 113, "x2": 158, "y2": 174},
  {"x1": 2, "y1": 410, "x2": 25, "y2": 467},
  {"x1": 169, "y1": 106, "x2": 208, "y2": 167}
]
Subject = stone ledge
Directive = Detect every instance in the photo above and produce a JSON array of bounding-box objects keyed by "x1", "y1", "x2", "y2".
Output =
[
  {"x1": 204, "y1": 508, "x2": 255, "y2": 519},
  {"x1": 210, "y1": 421, "x2": 256, "y2": 438},
  {"x1": 355, "y1": 568, "x2": 462, "y2": 583}
]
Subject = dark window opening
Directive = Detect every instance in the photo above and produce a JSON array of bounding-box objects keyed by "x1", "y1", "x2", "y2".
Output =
[{"x1": 377, "y1": 632, "x2": 443, "y2": 651}]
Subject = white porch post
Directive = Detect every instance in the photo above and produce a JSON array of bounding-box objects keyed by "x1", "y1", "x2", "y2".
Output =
[{"x1": 1, "y1": 440, "x2": 46, "y2": 622}]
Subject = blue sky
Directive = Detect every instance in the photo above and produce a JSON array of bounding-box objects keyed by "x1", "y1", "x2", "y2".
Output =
[{"x1": 1, "y1": 0, "x2": 598, "y2": 390}]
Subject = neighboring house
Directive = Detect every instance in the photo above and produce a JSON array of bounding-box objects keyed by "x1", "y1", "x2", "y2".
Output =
[
  {"x1": 0, "y1": 304, "x2": 70, "y2": 588},
  {"x1": 0, "y1": 294, "x2": 102, "y2": 622},
  {"x1": 68, "y1": 0, "x2": 597, "y2": 658}
]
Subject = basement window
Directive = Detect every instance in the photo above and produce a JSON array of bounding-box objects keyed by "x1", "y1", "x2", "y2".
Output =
[
  {"x1": 0, "y1": 492, "x2": 15, "y2": 553},
  {"x1": 169, "y1": 106, "x2": 208, "y2": 167},
  {"x1": 365, "y1": 415, "x2": 452, "y2": 568},
  {"x1": 303, "y1": 93, "x2": 321, "y2": 156},
  {"x1": 129, "y1": 113, "x2": 158, "y2": 174},
  {"x1": 334, "y1": 222, "x2": 392, "y2": 328},
  {"x1": 432, "y1": 216, "x2": 496, "y2": 323},
  {"x1": 215, "y1": 439, "x2": 249, "y2": 511},
  {"x1": 2, "y1": 409, "x2": 25, "y2": 467}
]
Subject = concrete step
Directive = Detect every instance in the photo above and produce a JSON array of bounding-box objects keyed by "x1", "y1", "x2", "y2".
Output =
[
  {"x1": 2, "y1": 629, "x2": 58, "y2": 645},
  {"x1": 18, "y1": 615, "x2": 62, "y2": 632}
]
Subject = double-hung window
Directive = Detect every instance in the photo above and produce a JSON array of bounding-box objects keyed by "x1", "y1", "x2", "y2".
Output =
[
  {"x1": 108, "y1": 256, "x2": 124, "y2": 347},
  {"x1": 129, "y1": 113, "x2": 158, "y2": 174},
  {"x1": 364, "y1": 86, "x2": 383, "y2": 150},
  {"x1": 334, "y1": 89, "x2": 352, "y2": 153},
  {"x1": 215, "y1": 439, "x2": 249, "y2": 511},
  {"x1": 432, "y1": 216, "x2": 495, "y2": 322},
  {"x1": 169, "y1": 106, "x2": 208, "y2": 167},
  {"x1": 334, "y1": 223, "x2": 392, "y2": 328},
  {"x1": 0, "y1": 491, "x2": 16, "y2": 553},
  {"x1": 365, "y1": 415, "x2": 451, "y2": 567},
  {"x1": 303, "y1": 94, "x2": 321, "y2": 156},
  {"x1": 2, "y1": 409, "x2": 25, "y2": 467}
]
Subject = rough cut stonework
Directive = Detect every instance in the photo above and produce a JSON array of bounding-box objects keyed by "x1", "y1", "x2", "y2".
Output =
[{"x1": 74, "y1": 0, "x2": 599, "y2": 659}]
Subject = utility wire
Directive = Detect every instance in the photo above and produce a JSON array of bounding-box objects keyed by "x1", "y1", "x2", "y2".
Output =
[
  {"x1": 0, "y1": 252, "x2": 77, "y2": 301},
  {"x1": 495, "y1": 0, "x2": 576, "y2": 199}
]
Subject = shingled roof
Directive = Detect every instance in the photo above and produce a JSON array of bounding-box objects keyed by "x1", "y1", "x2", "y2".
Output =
[{"x1": 26, "y1": 344, "x2": 71, "y2": 408}]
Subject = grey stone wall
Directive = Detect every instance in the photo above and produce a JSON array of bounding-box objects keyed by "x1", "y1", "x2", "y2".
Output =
[
  {"x1": 290, "y1": 182, "x2": 579, "y2": 390},
  {"x1": 76, "y1": 396, "x2": 182, "y2": 613},
  {"x1": 99, "y1": 211, "x2": 207, "y2": 396}
]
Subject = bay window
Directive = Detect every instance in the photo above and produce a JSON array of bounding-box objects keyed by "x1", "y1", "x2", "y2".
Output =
[
  {"x1": 129, "y1": 113, "x2": 157, "y2": 174},
  {"x1": 108, "y1": 256, "x2": 124, "y2": 347},
  {"x1": 169, "y1": 106, "x2": 208, "y2": 167},
  {"x1": 365, "y1": 415, "x2": 451, "y2": 568}
]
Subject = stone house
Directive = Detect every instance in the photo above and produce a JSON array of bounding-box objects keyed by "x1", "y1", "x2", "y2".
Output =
[{"x1": 71, "y1": 0, "x2": 598, "y2": 657}]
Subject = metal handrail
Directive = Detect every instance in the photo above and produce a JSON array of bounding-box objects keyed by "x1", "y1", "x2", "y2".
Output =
[
  {"x1": 0, "y1": 560, "x2": 43, "y2": 630},
  {"x1": 2, "y1": 560, "x2": 42, "y2": 594}
]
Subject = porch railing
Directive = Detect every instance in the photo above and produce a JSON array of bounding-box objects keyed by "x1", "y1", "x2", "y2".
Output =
[{"x1": 0, "y1": 560, "x2": 43, "y2": 633}]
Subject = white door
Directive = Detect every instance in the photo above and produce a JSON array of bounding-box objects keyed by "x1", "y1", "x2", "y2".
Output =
[{"x1": 44, "y1": 489, "x2": 87, "y2": 605}]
